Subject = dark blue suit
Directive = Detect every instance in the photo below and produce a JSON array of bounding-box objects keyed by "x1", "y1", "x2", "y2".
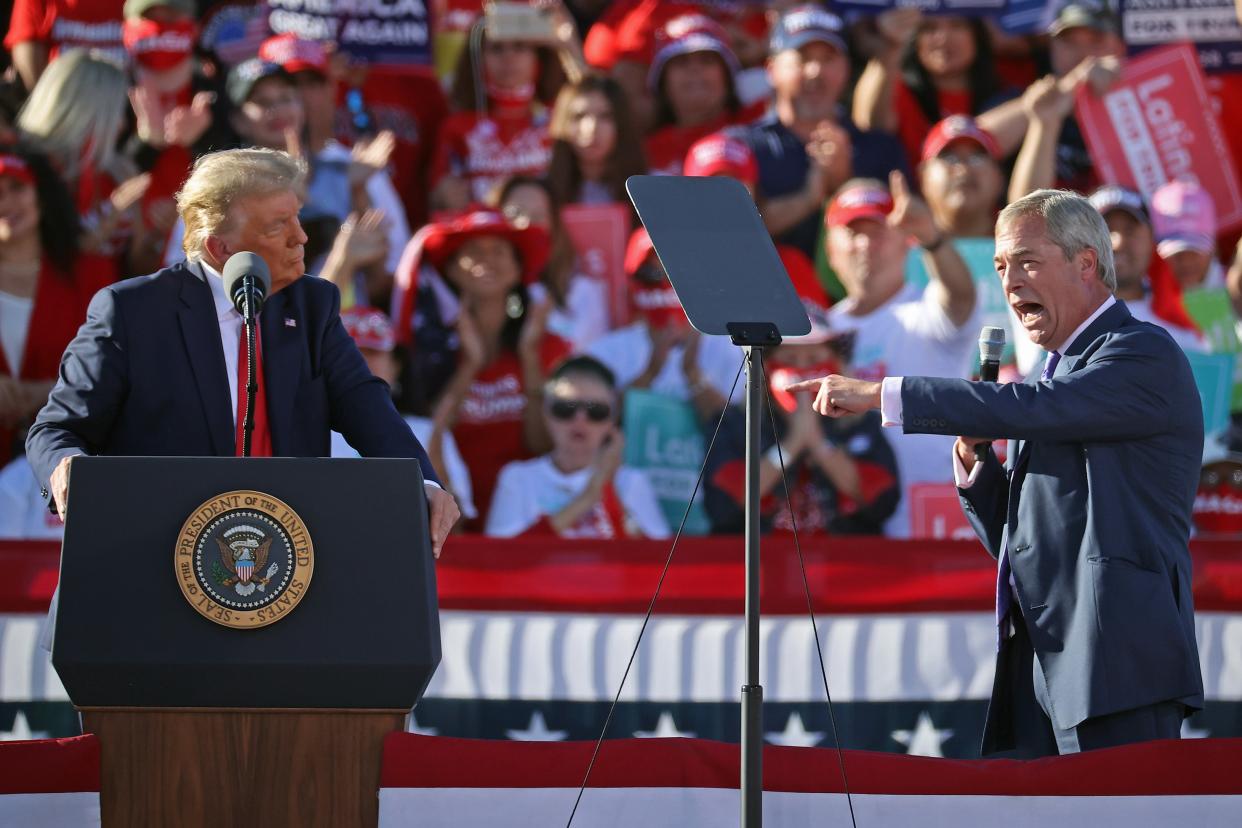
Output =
[
  {"x1": 26, "y1": 262, "x2": 439, "y2": 495},
  {"x1": 901, "y1": 300, "x2": 1204, "y2": 753}
]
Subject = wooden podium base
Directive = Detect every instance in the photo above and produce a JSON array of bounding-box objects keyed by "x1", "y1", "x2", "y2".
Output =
[{"x1": 81, "y1": 706, "x2": 406, "y2": 828}]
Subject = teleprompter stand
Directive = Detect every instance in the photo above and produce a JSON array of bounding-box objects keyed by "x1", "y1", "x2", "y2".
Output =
[{"x1": 627, "y1": 176, "x2": 811, "y2": 828}]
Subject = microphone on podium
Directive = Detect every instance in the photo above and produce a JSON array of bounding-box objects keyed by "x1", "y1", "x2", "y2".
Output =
[
  {"x1": 975, "y1": 326, "x2": 1006, "y2": 462},
  {"x1": 223, "y1": 252, "x2": 271, "y2": 323}
]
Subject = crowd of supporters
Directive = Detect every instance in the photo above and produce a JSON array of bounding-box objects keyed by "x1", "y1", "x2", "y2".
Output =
[{"x1": 0, "y1": 0, "x2": 1240, "y2": 541}]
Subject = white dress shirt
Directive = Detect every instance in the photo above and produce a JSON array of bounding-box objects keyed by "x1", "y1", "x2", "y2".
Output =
[{"x1": 192, "y1": 259, "x2": 247, "y2": 427}]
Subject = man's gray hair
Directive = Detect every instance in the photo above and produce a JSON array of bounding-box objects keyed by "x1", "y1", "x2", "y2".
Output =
[
  {"x1": 175, "y1": 148, "x2": 307, "y2": 259},
  {"x1": 997, "y1": 189, "x2": 1117, "y2": 292}
]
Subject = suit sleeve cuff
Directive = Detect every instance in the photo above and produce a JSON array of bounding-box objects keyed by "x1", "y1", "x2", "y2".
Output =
[
  {"x1": 952, "y1": 446, "x2": 983, "y2": 489},
  {"x1": 880, "y1": 376, "x2": 904, "y2": 427},
  {"x1": 423, "y1": 480, "x2": 443, "y2": 491}
]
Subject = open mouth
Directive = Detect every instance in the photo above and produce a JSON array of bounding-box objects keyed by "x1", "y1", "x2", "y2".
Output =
[{"x1": 1013, "y1": 301, "x2": 1045, "y2": 326}]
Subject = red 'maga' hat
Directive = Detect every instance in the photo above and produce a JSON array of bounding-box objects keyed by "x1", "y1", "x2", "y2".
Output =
[{"x1": 391, "y1": 208, "x2": 550, "y2": 344}]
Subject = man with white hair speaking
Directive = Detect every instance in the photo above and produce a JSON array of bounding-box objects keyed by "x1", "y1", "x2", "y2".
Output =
[
  {"x1": 27, "y1": 147, "x2": 460, "y2": 556},
  {"x1": 787, "y1": 189, "x2": 1204, "y2": 757}
]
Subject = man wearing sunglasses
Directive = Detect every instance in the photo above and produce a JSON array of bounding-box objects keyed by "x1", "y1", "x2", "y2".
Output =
[{"x1": 485, "y1": 356, "x2": 669, "y2": 539}]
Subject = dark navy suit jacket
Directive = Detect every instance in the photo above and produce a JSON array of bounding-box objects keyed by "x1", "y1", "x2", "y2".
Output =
[
  {"x1": 26, "y1": 262, "x2": 439, "y2": 498},
  {"x1": 901, "y1": 300, "x2": 1204, "y2": 730}
]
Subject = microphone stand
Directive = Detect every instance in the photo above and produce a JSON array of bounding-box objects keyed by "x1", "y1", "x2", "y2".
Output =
[{"x1": 241, "y1": 274, "x2": 258, "y2": 458}]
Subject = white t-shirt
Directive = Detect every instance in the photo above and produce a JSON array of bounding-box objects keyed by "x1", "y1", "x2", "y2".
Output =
[
  {"x1": 0, "y1": 290, "x2": 33, "y2": 375},
  {"x1": 529, "y1": 276, "x2": 610, "y2": 352},
  {"x1": 587, "y1": 323, "x2": 744, "y2": 402},
  {"x1": 0, "y1": 457, "x2": 63, "y2": 540},
  {"x1": 331, "y1": 416, "x2": 478, "y2": 520},
  {"x1": 829, "y1": 284, "x2": 980, "y2": 538},
  {"x1": 485, "y1": 455, "x2": 670, "y2": 539}
]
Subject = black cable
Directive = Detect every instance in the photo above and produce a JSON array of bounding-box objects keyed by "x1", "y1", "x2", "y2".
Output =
[
  {"x1": 759, "y1": 363, "x2": 858, "y2": 828},
  {"x1": 564, "y1": 355, "x2": 745, "y2": 828}
]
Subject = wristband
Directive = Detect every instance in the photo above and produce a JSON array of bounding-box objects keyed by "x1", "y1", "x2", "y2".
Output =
[{"x1": 920, "y1": 233, "x2": 947, "y2": 253}]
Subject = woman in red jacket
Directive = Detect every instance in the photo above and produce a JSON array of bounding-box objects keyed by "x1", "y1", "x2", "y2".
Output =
[{"x1": 0, "y1": 146, "x2": 112, "y2": 462}]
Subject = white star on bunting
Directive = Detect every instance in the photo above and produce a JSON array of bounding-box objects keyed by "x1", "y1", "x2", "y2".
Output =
[
  {"x1": 634, "y1": 712, "x2": 695, "y2": 739},
  {"x1": 766, "y1": 712, "x2": 825, "y2": 748},
  {"x1": 0, "y1": 712, "x2": 49, "y2": 742},
  {"x1": 506, "y1": 711, "x2": 568, "y2": 742},
  {"x1": 891, "y1": 712, "x2": 953, "y2": 757}
]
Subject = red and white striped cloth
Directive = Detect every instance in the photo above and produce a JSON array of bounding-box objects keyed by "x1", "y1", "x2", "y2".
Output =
[
  {"x1": 0, "y1": 735, "x2": 99, "y2": 826},
  {"x1": 380, "y1": 733, "x2": 1242, "y2": 827}
]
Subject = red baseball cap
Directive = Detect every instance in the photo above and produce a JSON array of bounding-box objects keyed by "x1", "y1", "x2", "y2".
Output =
[
  {"x1": 920, "y1": 115, "x2": 1000, "y2": 164},
  {"x1": 647, "y1": 14, "x2": 740, "y2": 93},
  {"x1": 683, "y1": 131, "x2": 758, "y2": 187},
  {"x1": 0, "y1": 154, "x2": 34, "y2": 187},
  {"x1": 826, "y1": 184, "x2": 894, "y2": 228},
  {"x1": 624, "y1": 227, "x2": 657, "y2": 278},
  {"x1": 123, "y1": 18, "x2": 196, "y2": 71},
  {"x1": 341, "y1": 306, "x2": 396, "y2": 352},
  {"x1": 259, "y1": 33, "x2": 329, "y2": 76}
]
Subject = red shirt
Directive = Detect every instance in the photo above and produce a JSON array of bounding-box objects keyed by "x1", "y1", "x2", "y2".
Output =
[
  {"x1": 892, "y1": 79, "x2": 972, "y2": 171},
  {"x1": 453, "y1": 335, "x2": 572, "y2": 528},
  {"x1": 336, "y1": 70, "x2": 448, "y2": 228},
  {"x1": 644, "y1": 102, "x2": 766, "y2": 175},
  {"x1": 0, "y1": 259, "x2": 114, "y2": 463},
  {"x1": 430, "y1": 106, "x2": 552, "y2": 205},
  {"x1": 5, "y1": 0, "x2": 124, "y2": 62}
]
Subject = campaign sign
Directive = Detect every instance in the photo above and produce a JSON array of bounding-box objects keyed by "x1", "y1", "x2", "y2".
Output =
[
  {"x1": 1076, "y1": 43, "x2": 1242, "y2": 232},
  {"x1": 1121, "y1": 0, "x2": 1242, "y2": 74},
  {"x1": 622, "y1": 389, "x2": 711, "y2": 536},
  {"x1": 561, "y1": 204, "x2": 632, "y2": 329},
  {"x1": 1182, "y1": 288, "x2": 1242, "y2": 410},
  {"x1": 833, "y1": 0, "x2": 1004, "y2": 16},
  {"x1": 907, "y1": 483, "x2": 974, "y2": 540},
  {"x1": 267, "y1": 0, "x2": 431, "y2": 68},
  {"x1": 1186, "y1": 350, "x2": 1237, "y2": 436}
]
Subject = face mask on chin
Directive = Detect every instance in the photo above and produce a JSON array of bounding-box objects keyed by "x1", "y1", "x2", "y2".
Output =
[{"x1": 767, "y1": 358, "x2": 840, "y2": 414}]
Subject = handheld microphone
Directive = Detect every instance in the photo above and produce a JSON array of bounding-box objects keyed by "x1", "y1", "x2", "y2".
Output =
[
  {"x1": 222, "y1": 252, "x2": 272, "y2": 321},
  {"x1": 975, "y1": 326, "x2": 1006, "y2": 461}
]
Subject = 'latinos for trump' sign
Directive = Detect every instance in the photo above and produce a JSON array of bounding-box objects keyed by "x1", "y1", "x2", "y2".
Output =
[
  {"x1": 267, "y1": 0, "x2": 431, "y2": 68},
  {"x1": 1076, "y1": 43, "x2": 1242, "y2": 231}
]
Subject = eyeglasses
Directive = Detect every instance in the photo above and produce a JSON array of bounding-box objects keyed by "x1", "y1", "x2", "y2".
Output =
[
  {"x1": 548, "y1": 399, "x2": 612, "y2": 422},
  {"x1": 935, "y1": 151, "x2": 992, "y2": 168}
]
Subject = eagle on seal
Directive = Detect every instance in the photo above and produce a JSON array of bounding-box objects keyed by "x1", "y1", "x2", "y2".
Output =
[{"x1": 216, "y1": 536, "x2": 273, "y2": 587}]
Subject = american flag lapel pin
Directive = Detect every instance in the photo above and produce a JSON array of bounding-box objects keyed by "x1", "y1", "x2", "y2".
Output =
[{"x1": 285, "y1": 317, "x2": 297, "y2": 328}]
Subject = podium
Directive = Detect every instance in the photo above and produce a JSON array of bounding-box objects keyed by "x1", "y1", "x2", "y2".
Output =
[{"x1": 53, "y1": 457, "x2": 441, "y2": 827}]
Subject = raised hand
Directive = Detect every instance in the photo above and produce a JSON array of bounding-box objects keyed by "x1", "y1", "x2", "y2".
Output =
[
  {"x1": 887, "y1": 170, "x2": 940, "y2": 248},
  {"x1": 165, "y1": 91, "x2": 215, "y2": 148},
  {"x1": 348, "y1": 129, "x2": 396, "y2": 188},
  {"x1": 128, "y1": 85, "x2": 169, "y2": 148},
  {"x1": 1024, "y1": 74, "x2": 1075, "y2": 126},
  {"x1": 805, "y1": 120, "x2": 853, "y2": 202},
  {"x1": 336, "y1": 208, "x2": 390, "y2": 269},
  {"x1": 876, "y1": 7, "x2": 922, "y2": 48}
]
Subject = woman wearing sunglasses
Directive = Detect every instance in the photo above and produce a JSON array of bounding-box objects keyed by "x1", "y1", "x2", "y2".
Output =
[{"x1": 485, "y1": 355, "x2": 669, "y2": 539}]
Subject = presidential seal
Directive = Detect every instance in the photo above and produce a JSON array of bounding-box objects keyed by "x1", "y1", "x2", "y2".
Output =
[{"x1": 175, "y1": 491, "x2": 314, "y2": 629}]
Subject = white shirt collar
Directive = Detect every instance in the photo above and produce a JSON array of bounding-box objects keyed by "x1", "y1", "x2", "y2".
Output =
[
  {"x1": 192, "y1": 258, "x2": 241, "y2": 324},
  {"x1": 1050, "y1": 294, "x2": 1116, "y2": 355}
]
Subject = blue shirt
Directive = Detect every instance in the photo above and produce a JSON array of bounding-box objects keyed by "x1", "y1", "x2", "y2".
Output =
[{"x1": 745, "y1": 109, "x2": 911, "y2": 259}]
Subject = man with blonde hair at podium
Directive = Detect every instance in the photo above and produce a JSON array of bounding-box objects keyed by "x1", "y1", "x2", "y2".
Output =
[{"x1": 27, "y1": 147, "x2": 460, "y2": 556}]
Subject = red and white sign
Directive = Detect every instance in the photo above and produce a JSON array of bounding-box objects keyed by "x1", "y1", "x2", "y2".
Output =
[
  {"x1": 1077, "y1": 43, "x2": 1242, "y2": 231},
  {"x1": 560, "y1": 204, "x2": 632, "y2": 328},
  {"x1": 907, "y1": 483, "x2": 974, "y2": 540}
]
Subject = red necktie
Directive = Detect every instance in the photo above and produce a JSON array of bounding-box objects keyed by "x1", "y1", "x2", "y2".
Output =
[{"x1": 236, "y1": 322, "x2": 272, "y2": 457}]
